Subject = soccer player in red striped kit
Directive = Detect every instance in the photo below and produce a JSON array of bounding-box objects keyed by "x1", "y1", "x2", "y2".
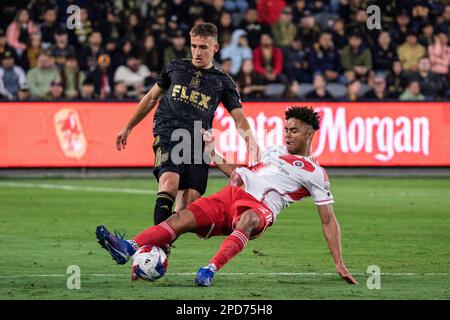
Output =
[{"x1": 96, "y1": 106, "x2": 358, "y2": 286}]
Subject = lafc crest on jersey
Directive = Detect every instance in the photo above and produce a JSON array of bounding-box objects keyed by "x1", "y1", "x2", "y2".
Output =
[{"x1": 190, "y1": 71, "x2": 202, "y2": 88}]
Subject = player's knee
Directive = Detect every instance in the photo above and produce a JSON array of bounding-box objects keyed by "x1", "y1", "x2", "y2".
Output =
[
  {"x1": 166, "y1": 209, "x2": 196, "y2": 234},
  {"x1": 159, "y1": 180, "x2": 178, "y2": 196},
  {"x1": 236, "y1": 211, "x2": 261, "y2": 234}
]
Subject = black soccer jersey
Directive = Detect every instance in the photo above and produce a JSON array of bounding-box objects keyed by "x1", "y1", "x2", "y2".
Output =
[{"x1": 153, "y1": 58, "x2": 242, "y2": 141}]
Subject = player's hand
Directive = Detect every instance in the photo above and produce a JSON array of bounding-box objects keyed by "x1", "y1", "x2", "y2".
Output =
[
  {"x1": 201, "y1": 128, "x2": 215, "y2": 157},
  {"x1": 116, "y1": 127, "x2": 131, "y2": 151},
  {"x1": 248, "y1": 145, "x2": 261, "y2": 165},
  {"x1": 336, "y1": 263, "x2": 358, "y2": 285}
]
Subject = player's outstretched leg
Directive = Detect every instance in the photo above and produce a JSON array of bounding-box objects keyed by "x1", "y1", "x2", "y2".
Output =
[
  {"x1": 96, "y1": 209, "x2": 196, "y2": 265},
  {"x1": 95, "y1": 225, "x2": 138, "y2": 265},
  {"x1": 195, "y1": 210, "x2": 261, "y2": 287}
]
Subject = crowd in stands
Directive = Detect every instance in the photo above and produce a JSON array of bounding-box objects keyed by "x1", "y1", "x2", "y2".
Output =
[{"x1": 0, "y1": 0, "x2": 449, "y2": 102}]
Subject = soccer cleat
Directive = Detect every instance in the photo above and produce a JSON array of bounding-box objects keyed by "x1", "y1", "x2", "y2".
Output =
[
  {"x1": 161, "y1": 243, "x2": 174, "y2": 257},
  {"x1": 95, "y1": 225, "x2": 133, "y2": 265},
  {"x1": 194, "y1": 267, "x2": 215, "y2": 287}
]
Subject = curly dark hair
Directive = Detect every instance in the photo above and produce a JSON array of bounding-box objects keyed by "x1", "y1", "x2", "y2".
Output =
[{"x1": 285, "y1": 106, "x2": 321, "y2": 131}]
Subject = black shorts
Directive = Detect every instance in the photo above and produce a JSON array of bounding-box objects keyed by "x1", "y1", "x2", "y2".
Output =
[{"x1": 152, "y1": 135, "x2": 210, "y2": 195}]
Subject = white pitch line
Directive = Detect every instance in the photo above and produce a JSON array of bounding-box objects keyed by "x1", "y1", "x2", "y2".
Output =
[
  {"x1": 1, "y1": 272, "x2": 449, "y2": 279},
  {"x1": 0, "y1": 182, "x2": 156, "y2": 195}
]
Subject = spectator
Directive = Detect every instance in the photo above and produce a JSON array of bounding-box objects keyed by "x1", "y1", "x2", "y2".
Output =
[
  {"x1": 363, "y1": 74, "x2": 395, "y2": 100},
  {"x1": 283, "y1": 36, "x2": 309, "y2": 83},
  {"x1": 410, "y1": 2, "x2": 431, "y2": 32},
  {"x1": 123, "y1": 11, "x2": 144, "y2": 44},
  {"x1": 6, "y1": 8, "x2": 39, "y2": 56},
  {"x1": 292, "y1": 0, "x2": 307, "y2": 23},
  {"x1": 307, "y1": 32, "x2": 341, "y2": 83},
  {"x1": 78, "y1": 31, "x2": 103, "y2": 72},
  {"x1": 205, "y1": 0, "x2": 226, "y2": 27},
  {"x1": 61, "y1": 54, "x2": 85, "y2": 99},
  {"x1": 235, "y1": 59, "x2": 266, "y2": 99},
  {"x1": 0, "y1": 28, "x2": 18, "y2": 65},
  {"x1": 372, "y1": 31, "x2": 397, "y2": 73},
  {"x1": 331, "y1": 18, "x2": 348, "y2": 50},
  {"x1": 220, "y1": 58, "x2": 233, "y2": 76},
  {"x1": 40, "y1": 7, "x2": 59, "y2": 45},
  {"x1": 386, "y1": 60, "x2": 407, "y2": 98},
  {"x1": 26, "y1": 51, "x2": 60, "y2": 99},
  {"x1": 51, "y1": 26, "x2": 76, "y2": 70},
  {"x1": 166, "y1": 0, "x2": 190, "y2": 28},
  {"x1": 345, "y1": 79, "x2": 361, "y2": 101},
  {"x1": 297, "y1": 11, "x2": 321, "y2": 48},
  {"x1": 436, "y1": 5, "x2": 450, "y2": 37},
  {"x1": 397, "y1": 32, "x2": 426, "y2": 72},
  {"x1": 428, "y1": 29, "x2": 450, "y2": 76},
  {"x1": 112, "y1": 38, "x2": 134, "y2": 71},
  {"x1": 107, "y1": 80, "x2": 136, "y2": 100},
  {"x1": 28, "y1": 0, "x2": 57, "y2": 24},
  {"x1": 17, "y1": 82, "x2": 31, "y2": 101},
  {"x1": 257, "y1": 0, "x2": 287, "y2": 25},
  {"x1": 218, "y1": 12, "x2": 234, "y2": 46},
  {"x1": 238, "y1": 8, "x2": 270, "y2": 49},
  {"x1": 340, "y1": 32, "x2": 373, "y2": 81},
  {"x1": 163, "y1": 30, "x2": 191, "y2": 65},
  {"x1": 305, "y1": 73, "x2": 333, "y2": 99},
  {"x1": 99, "y1": 8, "x2": 122, "y2": 46},
  {"x1": 73, "y1": 7, "x2": 94, "y2": 47},
  {"x1": 419, "y1": 23, "x2": 434, "y2": 47},
  {"x1": 114, "y1": 51, "x2": 150, "y2": 97},
  {"x1": 224, "y1": 0, "x2": 249, "y2": 13},
  {"x1": 220, "y1": 29, "x2": 253, "y2": 76},
  {"x1": 87, "y1": 53, "x2": 114, "y2": 100},
  {"x1": 167, "y1": 15, "x2": 181, "y2": 38},
  {"x1": 79, "y1": 78, "x2": 97, "y2": 100},
  {"x1": 45, "y1": 78, "x2": 65, "y2": 100},
  {"x1": 140, "y1": 34, "x2": 162, "y2": 78},
  {"x1": 399, "y1": 80, "x2": 425, "y2": 101},
  {"x1": 271, "y1": 6, "x2": 297, "y2": 48},
  {"x1": 18, "y1": 32, "x2": 44, "y2": 71},
  {"x1": 149, "y1": 10, "x2": 171, "y2": 49},
  {"x1": 390, "y1": 9, "x2": 411, "y2": 45},
  {"x1": 0, "y1": 49, "x2": 27, "y2": 100},
  {"x1": 253, "y1": 33, "x2": 286, "y2": 84},
  {"x1": 346, "y1": 9, "x2": 374, "y2": 47},
  {"x1": 409, "y1": 56, "x2": 443, "y2": 100}
]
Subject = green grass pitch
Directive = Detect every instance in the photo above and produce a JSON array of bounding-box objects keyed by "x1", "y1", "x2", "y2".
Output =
[{"x1": 0, "y1": 176, "x2": 449, "y2": 300}]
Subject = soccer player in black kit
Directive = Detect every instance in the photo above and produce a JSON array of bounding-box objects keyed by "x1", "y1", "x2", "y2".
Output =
[{"x1": 115, "y1": 23, "x2": 259, "y2": 245}]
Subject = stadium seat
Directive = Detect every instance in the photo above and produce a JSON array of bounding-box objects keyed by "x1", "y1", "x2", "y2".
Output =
[
  {"x1": 298, "y1": 83, "x2": 314, "y2": 97},
  {"x1": 360, "y1": 83, "x2": 372, "y2": 97},
  {"x1": 326, "y1": 83, "x2": 346, "y2": 98},
  {"x1": 264, "y1": 83, "x2": 286, "y2": 98}
]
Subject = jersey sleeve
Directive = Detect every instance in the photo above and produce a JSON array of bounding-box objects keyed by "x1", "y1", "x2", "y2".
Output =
[
  {"x1": 156, "y1": 62, "x2": 172, "y2": 90},
  {"x1": 308, "y1": 169, "x2": 334, "y2": 206},
  {"x1": 220, "y1": 75, "x2": 242, "y2": 113}
]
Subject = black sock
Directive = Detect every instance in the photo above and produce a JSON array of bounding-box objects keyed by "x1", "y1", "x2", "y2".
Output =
[{"x1": 153, "y1": 191, "x2": 175, "y2": 225}]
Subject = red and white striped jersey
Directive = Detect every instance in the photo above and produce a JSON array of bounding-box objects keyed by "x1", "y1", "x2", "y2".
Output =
[{"x1": 231, "y1": 145, "x2": 334, "y2": 222}]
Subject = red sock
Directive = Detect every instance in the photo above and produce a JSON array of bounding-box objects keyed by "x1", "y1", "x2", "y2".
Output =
[
  {"x1": 133, "y1": 222, "x2": 177, "y2": 247},
  {"x1": 210, "y1": 229, "x2": 249, "y2": 271}
]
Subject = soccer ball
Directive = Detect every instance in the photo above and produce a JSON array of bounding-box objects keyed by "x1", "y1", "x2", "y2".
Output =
[{"x1": 131, "y1": 245, "x2": 168, "y2": 281}]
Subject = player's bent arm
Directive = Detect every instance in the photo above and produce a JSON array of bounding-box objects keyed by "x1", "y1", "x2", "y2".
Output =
[
  {"x1": 230, "y1": 108, "x2": 261, "y2": 162},
  {"x1": 125, "y1": 84, "x2": 165, "y2": 131},
  {"x1": 208, "y1": 145, "x2": 242, "y2": 177},
  {"x1": 202, "y1": 129, "x2": 243, "y2": 177},
  {"x1": 317, "y1": 204, "x2": 358, "y2": 284}
]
